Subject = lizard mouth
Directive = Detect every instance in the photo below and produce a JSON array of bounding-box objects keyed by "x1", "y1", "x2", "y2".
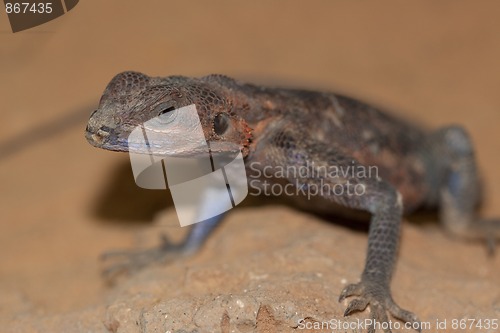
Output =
[{"x1": 86, "y1": 124, "x2": 241, "y2": 158}]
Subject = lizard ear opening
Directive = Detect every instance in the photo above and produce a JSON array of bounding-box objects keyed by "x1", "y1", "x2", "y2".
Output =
[
  {"x1": 155, "y1": 103, "x2": 176, "y2": 116},
  {"x1": 213, "y1": 113, "x2": 229, "y2": 135}
]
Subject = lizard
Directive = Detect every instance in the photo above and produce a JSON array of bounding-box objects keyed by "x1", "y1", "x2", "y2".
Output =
[{"x1": 85, "y1": 71, "x2": 499, "y2": 333}]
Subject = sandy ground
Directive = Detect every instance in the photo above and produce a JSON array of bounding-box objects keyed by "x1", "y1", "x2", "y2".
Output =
[{"x1": 1, "y1": 1, "x2": 499, "y2": 332}]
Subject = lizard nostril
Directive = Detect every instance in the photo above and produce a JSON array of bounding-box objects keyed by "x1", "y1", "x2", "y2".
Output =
[
  {"x1": 97, "y1": 125, "x2": 112, "y2": 138},
  {"x1": 99, "y1": 125, "x2": 112, "y2": 133}
]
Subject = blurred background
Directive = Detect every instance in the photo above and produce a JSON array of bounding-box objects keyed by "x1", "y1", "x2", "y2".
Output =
[{"x1": 1, "y1": 0, "x2": 500, "y2": 330}]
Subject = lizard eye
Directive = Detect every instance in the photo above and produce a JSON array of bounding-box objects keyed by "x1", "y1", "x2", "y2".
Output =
[{"x1": 213, "y1": 113, "x2": 229, "y2": 135}]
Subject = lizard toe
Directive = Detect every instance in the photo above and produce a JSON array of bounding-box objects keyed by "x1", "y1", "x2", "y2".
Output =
[
  {"x1": 387, "y1": 301, "x2": 421, "y2": 332},
  {"x1": 344, "y1": 297, "x2": 369, "y2": 316},
  {"x1": 369, "y1": 303, "x2": 391, "y2": 333},
  {"x1": 339, "y1": 282, "x2": 364, "y2": 302},
  {"x1": 477, "y1": 218, "x2": 500, "y2": 255}
]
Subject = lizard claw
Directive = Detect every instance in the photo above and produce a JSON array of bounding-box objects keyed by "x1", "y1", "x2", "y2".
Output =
[
  {"x1": 339, "y1": 280, "x2": 421, "y2": 333},
  {"x1": 343, "y1": 297, "x2": 369, "y2": 316}
]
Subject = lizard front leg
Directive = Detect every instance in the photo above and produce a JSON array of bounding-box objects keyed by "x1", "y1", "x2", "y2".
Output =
[
  {"x1": 101, "y1": 213, "x2": 225, "y2": 279},
  {"x1": 337, "y1": 183, "x2": 420, "y2": 333},
  {"x1": 251, "y1": 123, "x2": 421, "y2": 333}
]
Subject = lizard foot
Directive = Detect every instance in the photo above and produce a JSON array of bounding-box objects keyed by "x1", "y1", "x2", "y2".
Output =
[
  {"x1": 339, "y1": 280, "x2": 421, "y2": 333},
  {"x1": 100, "y1": 234, "x2": 187, "y2": 282},
  {"x1": 476, "y1": 218, "x2": 499, "y2": 255}
]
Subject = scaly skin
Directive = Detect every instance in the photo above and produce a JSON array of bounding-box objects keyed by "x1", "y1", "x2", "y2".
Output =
[{"x1": 86, "y1": 71, "x2": 500, "y2": 333}]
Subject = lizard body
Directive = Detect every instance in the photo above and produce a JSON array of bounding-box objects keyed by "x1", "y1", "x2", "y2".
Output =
[{"x1": 86, "y1": 72, "x2": 499, "y2": 333}]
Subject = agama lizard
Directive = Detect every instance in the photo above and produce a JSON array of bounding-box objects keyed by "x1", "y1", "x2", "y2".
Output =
[{"x1": 85, "y1": 71, "x2": 499, "y2": 333}]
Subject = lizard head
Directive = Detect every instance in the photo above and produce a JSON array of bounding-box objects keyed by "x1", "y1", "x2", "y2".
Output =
[{"x1": 86, "y1": 71, "x2": 253, "y2": 157}]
